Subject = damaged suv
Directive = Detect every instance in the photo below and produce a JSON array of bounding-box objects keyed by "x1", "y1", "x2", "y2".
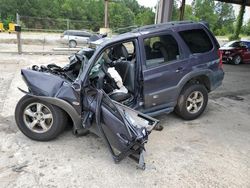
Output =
[{"x1": 15, "y1": 21, "x2": 224, "y2": 168}]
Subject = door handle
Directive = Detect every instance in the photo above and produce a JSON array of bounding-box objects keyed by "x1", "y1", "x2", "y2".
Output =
[{"x1": 175, "y1": 67, "x2": 183, "y2": 73}]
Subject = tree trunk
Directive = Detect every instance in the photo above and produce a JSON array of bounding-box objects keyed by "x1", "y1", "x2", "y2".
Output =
[
  {"x1": 231, "y1": 4, "x2": 245, "y2": 40},
  {"x1": 179, "y1": 0, "x2": 186, "y2": 21}
]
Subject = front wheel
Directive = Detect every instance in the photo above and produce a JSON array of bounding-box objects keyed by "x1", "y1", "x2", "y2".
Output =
[
  {"x1": 175, "y1": 84, "x2": 208, "y2": 120},
  {"x1": 233, "y1": 55, "x2": 242, "y2": 65},
  {"x1": 15, "y1": 95, "x2": 67, "y2": 141}
]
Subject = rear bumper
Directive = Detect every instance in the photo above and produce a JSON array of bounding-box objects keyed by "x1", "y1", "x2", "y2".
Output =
[{"x1": 210, "y1": 69, "x2": 224, "y2": 91}]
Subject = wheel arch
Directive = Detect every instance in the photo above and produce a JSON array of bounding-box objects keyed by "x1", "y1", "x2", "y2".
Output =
[
  {"x1": 182, "y1": 75, "x2": 211, "y2": 92},
  {"x1": 19, "y1": 91, "x2": 83, "y2": 135},
  {"x1": 177, "y1": 71, "x2": 212, "y2": 98},
  {"x1": 36, "y1": 96, "x2": 83, "y2": 134}
]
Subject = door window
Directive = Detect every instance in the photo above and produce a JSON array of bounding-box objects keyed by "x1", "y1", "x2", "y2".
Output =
[{"x1": 143, "y1": 35, "x2": 180, "y2": 68}]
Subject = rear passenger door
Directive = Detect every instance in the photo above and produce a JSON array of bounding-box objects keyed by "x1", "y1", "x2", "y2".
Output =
[{"x1": 141, "y1": 32, "x2": 190, "y2": 109}]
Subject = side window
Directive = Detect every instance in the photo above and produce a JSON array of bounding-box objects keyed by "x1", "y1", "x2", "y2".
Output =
[
  {"x1": 67, "y1": 31, "x2": 73, "y2": 36},
  {"x1": 79, "y1": 31, "x2": 91, "y2": 37},
  {"x1": 179, "y1": 29, "x2": 213, "y2": 54},
  {"x1": 143, "y1": 35, "x2": 180, "y2": 68},
  {"x1": 76, "y1": 32, "x2": 84, "y2": 37},
  {"x1": 231, "y1": 42, "x2": 241, "y2": 48}
]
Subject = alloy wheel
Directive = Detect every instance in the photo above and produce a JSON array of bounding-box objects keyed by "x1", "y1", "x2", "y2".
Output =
[
  {"x1": 186, "y1": 91, "x2": 204, "y2": 114},
  {"x1": 23, "y1": 102, "x2": 53, "y2": 133}
]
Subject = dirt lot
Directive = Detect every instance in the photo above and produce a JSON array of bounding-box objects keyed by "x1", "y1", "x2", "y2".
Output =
[{"x1": 0, "y1": 54, "x2": 249, "y2": 187}]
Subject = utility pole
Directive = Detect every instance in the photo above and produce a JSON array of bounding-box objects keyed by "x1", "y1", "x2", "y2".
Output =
[
  {"x1": 156, "y1": 0, "x2": 174, "y2": 24},
  {"x1": 179, "y1": 0, "x2": 186, "y2": 21},
  {"x1": 16, "y1": 12, "x2": 22, "y2": 54},
  {"x1": 104, "y1": 0, "x2": 109, "y2": 28}
]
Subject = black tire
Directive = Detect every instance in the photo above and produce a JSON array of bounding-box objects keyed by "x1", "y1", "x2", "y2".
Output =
[
  {"x1": 15, "y1": 95, "x2": 67, "y2": 141},
  {"x1": 69, "y1": 40, "x2": 77, "y2": 48},
  {"x1": 175, "y1": 84, "x2": 208, "y2": 120},
  {"x1": 233, "y1": 55, "x2": 242, "y2": 65}
]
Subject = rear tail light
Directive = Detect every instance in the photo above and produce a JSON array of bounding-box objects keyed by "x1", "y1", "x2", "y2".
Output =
[{"x1": 218, "y1": 50, "x2": 223, "y2": 69}]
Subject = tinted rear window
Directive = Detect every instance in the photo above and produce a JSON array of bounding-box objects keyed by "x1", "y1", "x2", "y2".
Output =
[{"x1": 179, "y1": 29, "x2": 213, "y2": 54}]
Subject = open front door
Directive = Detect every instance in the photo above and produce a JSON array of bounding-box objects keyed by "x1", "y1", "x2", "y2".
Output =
[{"x1": 82, "y1": 88, "x2": 158, "y2": 169}]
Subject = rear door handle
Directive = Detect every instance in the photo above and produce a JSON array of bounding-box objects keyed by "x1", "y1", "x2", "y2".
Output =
[{"x1": 175, "y1": 67, "x2": 183, "y2": 73}]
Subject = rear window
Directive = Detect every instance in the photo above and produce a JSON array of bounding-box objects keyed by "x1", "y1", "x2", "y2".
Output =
[{"x1": 179, "y1": 29, "x2": 213, "y2": 54}]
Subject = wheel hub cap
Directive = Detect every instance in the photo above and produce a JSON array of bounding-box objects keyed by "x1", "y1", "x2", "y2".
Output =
[
  {"x1": 186, "y1": 91, "x2": 204, "y2": 114},
  {"x1": 23, "y1": 102, "x2": 53, "y2": 133}
]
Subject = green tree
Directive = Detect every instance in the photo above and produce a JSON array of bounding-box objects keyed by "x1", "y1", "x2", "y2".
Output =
[
  {"x1": 109, "y1": 2, "x2": 135, "y2": 29},
  {"x1": 192, "y1": 0, "x2": 217, "y2": 31},
  {"x1": 242, "y1": 19, "x2": 250, "y2": 35},
  {"x1": 171, "y1": 0, "x2": 179, "y2": 21},
  {"x1": 184, "y1": 5, "x2": 198, "y2": 21},
  {"x1": 135, "y1": 8, "x2": 154, "y2": 26},
  {"x1": 121, "y1": 0, "x2": 140, "y2": 15},
  {"x1": 0, "y1": 0, "x2": 155, "y2": 31},
  {"x1": 214, "y1": 2, "x2": 235, "y2": 35},
  {"x1": 230, "y1": 4, "x2": 245, "y2": 40}
]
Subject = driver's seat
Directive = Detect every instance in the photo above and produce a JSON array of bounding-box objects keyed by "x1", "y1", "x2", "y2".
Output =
[{"x1": 109, "y1": 44, "x2": 133, "y2": 103}]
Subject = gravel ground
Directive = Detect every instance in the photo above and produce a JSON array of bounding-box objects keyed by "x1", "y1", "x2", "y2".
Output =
[{"x1": 0, "y1": 54, "x2": 250, "y2": 187}]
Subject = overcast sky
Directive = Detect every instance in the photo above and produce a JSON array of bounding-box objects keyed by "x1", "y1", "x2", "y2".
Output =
[{"x1": 137, "y1": 0, "x2": 250, "y2": 23}]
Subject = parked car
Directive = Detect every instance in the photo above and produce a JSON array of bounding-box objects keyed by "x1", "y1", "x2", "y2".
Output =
[
  {"x1": 219, "y1": 40, "x2": 250, "y2": 65},
  {"x1": 61, "y1": 30, "x2": 92, "y2": 48},
  {"x1": 15, "y1": 21, "x2": 224, "y2": 168}
]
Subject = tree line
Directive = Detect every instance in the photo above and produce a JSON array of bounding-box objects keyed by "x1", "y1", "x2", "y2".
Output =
[
  {"x1": 0, "y1": 0, "x2": 249, "y2": 36},
  {"x1": 0, "y1": 0, "x2": 154, "y2": 32}
]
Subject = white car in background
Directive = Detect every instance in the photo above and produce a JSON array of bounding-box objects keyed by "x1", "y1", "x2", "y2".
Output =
[{"x1": 61, "y1": 30, "x2": 92, "y2": 48}]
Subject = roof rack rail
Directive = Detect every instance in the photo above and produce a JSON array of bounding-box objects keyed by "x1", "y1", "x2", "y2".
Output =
[{"x1": 132, "y1": 21, "x2": 195, "y2": 32}]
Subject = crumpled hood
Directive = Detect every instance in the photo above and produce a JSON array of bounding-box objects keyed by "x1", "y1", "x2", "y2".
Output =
[{"x1": 21, "y1": 69, "x2": 65, "y2": 97}]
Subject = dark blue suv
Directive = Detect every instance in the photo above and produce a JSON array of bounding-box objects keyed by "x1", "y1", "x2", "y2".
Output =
[
  {"x1": 15, "y1": 21, "x2": 224, "y2": 168},
  {"x1": 15, "y1": 21, "x2": 224, "y2": 141}
]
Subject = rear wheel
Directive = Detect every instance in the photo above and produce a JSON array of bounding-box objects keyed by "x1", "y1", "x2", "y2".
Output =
[
  {"x1": 233, "y1": 55, "x2": 242, "y2": 65},
  {"x1": 69, "y1": 40, "x2": 77, "y2": 48},
  {"x1": 15, "y1": 95, "x2": 67, "y2": 141},
  {"x1": 175, "y1": 84, "x2": 208, "y2": 120}
]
